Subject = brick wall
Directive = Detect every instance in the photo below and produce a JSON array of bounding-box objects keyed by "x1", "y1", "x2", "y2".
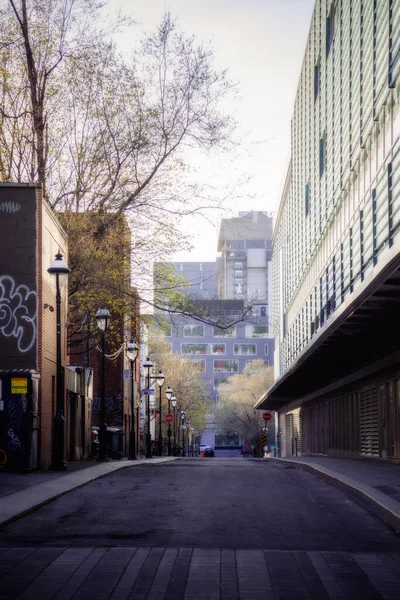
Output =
[{"x1": 38, "y1": 195, "x2": 68, "y2": 468}]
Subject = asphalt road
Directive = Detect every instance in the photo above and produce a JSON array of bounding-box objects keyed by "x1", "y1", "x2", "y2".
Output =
[{"x1": 1, "y1": 458, "x2": 399, "y2": 551}]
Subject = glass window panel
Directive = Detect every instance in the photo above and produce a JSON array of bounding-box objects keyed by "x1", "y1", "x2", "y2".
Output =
[
  {"x1": 213, "y1": 325, "x2": 236, "y2": 338},
  {"x1": 183, "y1": 324, "x2": 204, "y2": 337},
  {"x1": 212, "y1": 343, "x2": 226, "y2": 355},
  {"x1": 191, "y1": 359, "x2": 206, "y2": 372},
  {"x1": 233, "y1": 344, "x2": 257, "y2": 355},
  {"x1": 181, "y1": 343, "x2": 210, "y2": 355},
  {"x1": 245, "y1": 325, "x2": 268, "y2": 338},
  {"x1": 213, "y1": 360, "x2": 238, "y2": 373},
  {"x1": 231, "y1": 240, "x2": 245, "y2": 249},
  {"x1": 246, "y1": 239, "x2": 265, "y2": 249}
]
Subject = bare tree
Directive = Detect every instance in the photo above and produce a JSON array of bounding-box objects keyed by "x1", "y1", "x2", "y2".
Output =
[
  {"x1": 215, "y1": 361, "x2": 274, "y2": 455},
  {"x1": 1, "y1": 3, "x2": 241, "y2": 325},
  {"x1": 149, "y1": 332, "x2": 210, "y2": 441}
]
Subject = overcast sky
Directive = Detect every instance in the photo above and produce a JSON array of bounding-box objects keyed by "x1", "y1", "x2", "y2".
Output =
[{"x1": 112, "y1": 0, "x2": 315, "y2": 261}]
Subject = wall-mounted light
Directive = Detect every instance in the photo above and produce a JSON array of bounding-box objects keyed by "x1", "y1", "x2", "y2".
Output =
[{"x1": 44, "y1": 303, "x2": 54, "y2": 312}]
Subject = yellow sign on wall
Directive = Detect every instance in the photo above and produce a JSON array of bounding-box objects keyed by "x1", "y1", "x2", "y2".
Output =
[{"x1": 11, "y1": 378, "x2": 28, "y2": 394}]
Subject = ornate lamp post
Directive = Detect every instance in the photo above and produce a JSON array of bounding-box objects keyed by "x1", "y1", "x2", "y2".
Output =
[
  {"x1": 171, "y1": 395, "x2": 177, "y2": 456},
  {"x1": 156, "y1": 369, "x2": 165, "y2": 456},
  {"x1": 165, "y1": 386, "x2": 173, "y2": 456},
  {"x1": 126, "y1": 338, "x2": 138, "y2": 460},
  {"x1": 181, "y1": 410, "x2": 186, "y2": 457},
  {"x1": 48, "y1": 251, "x2": 70, "y2": 471},
  {"x1": 95, "y1": 307, "x2": 111, "y2": 461},
  {"x1": 143, "y1": 357, "x2": 153, "y2": 458}
]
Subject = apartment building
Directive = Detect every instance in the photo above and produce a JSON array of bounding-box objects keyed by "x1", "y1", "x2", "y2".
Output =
[
  {"x1": 257, "y1": 0, "x2": 400, "y2": 461},
  {"x1": 165, "y1": 299, "x2": 272, "y2": 405},
  {"x1": 215, "y1": 211, "x2": 273, "y2": 309}
]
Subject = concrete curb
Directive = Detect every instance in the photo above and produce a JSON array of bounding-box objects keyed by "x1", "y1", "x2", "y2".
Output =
[
  {"x1": 268, "y1": 457, "x2": 400, "y2": 533},
  {"x1": 0, "y1": 457, "x2": 178, "y2": 528}
]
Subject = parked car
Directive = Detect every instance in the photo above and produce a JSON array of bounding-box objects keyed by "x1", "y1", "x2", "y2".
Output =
[
  {"x1": 199, "y1": 444, "x2": 208, "y2": 455},
  {"x1": 204, "y1": 446, "x2": 214, "y2": 457}
]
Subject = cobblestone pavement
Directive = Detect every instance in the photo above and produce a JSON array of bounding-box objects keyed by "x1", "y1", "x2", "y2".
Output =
[{"x1": 1, "y1": 547, "x2": 400, "y2": 599}]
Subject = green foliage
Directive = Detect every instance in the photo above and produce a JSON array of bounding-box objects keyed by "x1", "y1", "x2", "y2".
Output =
[
  {"x1": 149, "y1": 332, "x2": 210, "y2": 438},
  {"x1": 215, "y1": 360, "x2": 274, "y2": 452},
  {"x1": 59, "y1": 211, "x2": 137, "y2": 352}
]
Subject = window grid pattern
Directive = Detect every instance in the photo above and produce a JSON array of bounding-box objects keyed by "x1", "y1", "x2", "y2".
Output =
[{"x1": 273, "y1": 0, "x2": 400, "y2": 375}]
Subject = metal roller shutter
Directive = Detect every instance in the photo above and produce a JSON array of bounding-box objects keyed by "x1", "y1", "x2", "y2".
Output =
[{"x1": 360, "y1": 387, "x2": 379, "y2": 456}]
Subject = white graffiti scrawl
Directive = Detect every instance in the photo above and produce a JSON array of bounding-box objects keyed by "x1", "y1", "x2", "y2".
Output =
[
  {"x1": 0, "y1": 275, "x2": 37, "y2": 353},
  {"x1": 0, "y1": 201, "x2": 21, "y2": 213}
]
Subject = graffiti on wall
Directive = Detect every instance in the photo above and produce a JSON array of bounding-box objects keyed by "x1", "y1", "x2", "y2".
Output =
[
  {"x1": 0, "y1": 186, "x2": 37, "y2": 369},
  {"x1": 0, "y1": 276, "x2": 37, "y2": 353},
  {"x1": 92, "y1": 394, "x2": 123, "y2": 424},
  {"x1": 0, "y1": 201, "x2": 21, "y2": 213},
  {"x1": 7, "y1": 428, "x2": 25, "y2": 454}
]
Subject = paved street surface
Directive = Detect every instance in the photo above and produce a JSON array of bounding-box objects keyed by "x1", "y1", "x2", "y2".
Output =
[{"x1": 1, "y1": 458, "x2": 400, "y2": 598}]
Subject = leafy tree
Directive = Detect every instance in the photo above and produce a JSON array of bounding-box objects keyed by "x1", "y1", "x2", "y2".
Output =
[
  {"x1": 215, "y1": 360, "x2": 274, "y2": 457},
  {"x1": 59, "y1": 212, "x2": 137, "y2": 355}
]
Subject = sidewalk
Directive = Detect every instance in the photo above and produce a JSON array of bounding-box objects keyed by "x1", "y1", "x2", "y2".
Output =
[
  {"x1": 0, "y1": 457, "x2": 177, "y2": 527},
  {"x1": 268, "y1": 455, "x2": 400, "y2": 533}
]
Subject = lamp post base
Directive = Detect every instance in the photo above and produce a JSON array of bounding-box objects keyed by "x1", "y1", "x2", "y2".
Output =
[
  {"x1": 97, "y1": 423, "x2": 109, "y2": 462},
  {"x1": 50, "y1": 411, "x2": 67, "y2": 471},
  {"x1": 145, "y1": 433, "x2": 153, "y2": 458},
  {"x1": 128, "y1": 432, "x2": 137, "y2": 460}
]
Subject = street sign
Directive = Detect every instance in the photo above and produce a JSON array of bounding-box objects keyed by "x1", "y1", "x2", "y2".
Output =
[
  {"x1": 261, "y1": 433, "x2": 267, "y2": 447},
  {"x1": 142, "y1": 388, "x2": 155, "y2": 395},
  {"x1": 123, "y1": 369, "x2": 130, "y2": 381},
  {"x1": 180, "y1": 424, "x2": 187, "y2": 430},
  {"x1": 165, "y1": 413, "x2": 174, "y2": 423},
  {"x1": 263, "y1": 412, "x2": 272, "y2": 421},
  {"x1": 11, "y1": 378, "x2": 28, "y2": 394}
]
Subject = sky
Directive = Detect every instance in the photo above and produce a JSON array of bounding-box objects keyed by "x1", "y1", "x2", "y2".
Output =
[{"x1": 112, "y1": 0, "x2": 315, "y2": 261}]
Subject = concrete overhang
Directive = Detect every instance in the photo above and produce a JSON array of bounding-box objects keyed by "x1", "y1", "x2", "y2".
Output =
[{"x1": 256, "y1": 250, "x2": 400, "y2": 411}]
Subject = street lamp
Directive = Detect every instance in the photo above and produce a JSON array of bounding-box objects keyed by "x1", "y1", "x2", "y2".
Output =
[
  {"x1": 171, "y1": 395, "x2": 177, "y2": 456},
  {"x1": 187, "y1": 420, "x2": 191, "y2": 456},
  {"x1": 181, "y1": 410, "x2": 186, "y2": 457},
  {"x1": 156, "y1": 369, "x2": 165, "y2": 456},
  {"x1": 95, "y1": 307, "x2": 111, "y2": 461},
  {"x1": 143, "y1": 357, "x2": 153, "y2": 458},
  {"x1": 165, "y1": 386, "x2": 173, "y2": 456},
  {"x1": 48, "y1": 250, "x2": 70, "y2": 471},
  {"x1": 126, "y1": 338, "x2": 138, "y2": 460}
]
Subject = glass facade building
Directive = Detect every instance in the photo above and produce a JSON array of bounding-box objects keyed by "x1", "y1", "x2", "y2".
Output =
[{"x1": 257, "y1": 0, "x2": 400, "y2": 461}]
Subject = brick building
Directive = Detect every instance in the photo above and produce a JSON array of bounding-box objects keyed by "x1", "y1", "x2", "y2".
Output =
[
  {"x1": 63, "y1": 213, "x2": 141, "y2": 458},
  {"x1": 0, "y1": 183, "x2": 69, "y2": 469}
]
